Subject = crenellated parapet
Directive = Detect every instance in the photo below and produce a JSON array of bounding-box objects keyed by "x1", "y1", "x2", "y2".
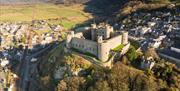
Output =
[{"x1": 66, "y1": 23, "x2": 129, "y2": 62}]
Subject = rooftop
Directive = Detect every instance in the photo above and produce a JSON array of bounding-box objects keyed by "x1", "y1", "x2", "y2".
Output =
[{"x1": 159, "y1": 49, "x2": 180, "y2": 60}]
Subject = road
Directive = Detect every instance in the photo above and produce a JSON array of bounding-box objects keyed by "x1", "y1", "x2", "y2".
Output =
[
  {"x1": 19, "y1": 45, "x2": 52, "y2": 91},
  {"x1": 18, "y1": 41, "x2": 64, "y2": 91}
]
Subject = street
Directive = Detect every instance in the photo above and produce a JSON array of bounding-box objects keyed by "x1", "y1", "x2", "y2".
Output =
[{"x1": 18, "y1": 41, "x2": 64, "y2": 91}]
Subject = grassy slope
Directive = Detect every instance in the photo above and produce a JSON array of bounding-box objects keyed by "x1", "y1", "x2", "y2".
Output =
[
  {"x1": 38, "y1": 44, "x2": 93, "y2": 91},
  {"x1": 0, "y1": 3, "x2": 92, "y2": 29}
]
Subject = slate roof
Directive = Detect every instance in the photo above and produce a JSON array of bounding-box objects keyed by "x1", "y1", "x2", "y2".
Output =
[{"x1": 159, "y1": 49, "x2": 180, "y2": 59}]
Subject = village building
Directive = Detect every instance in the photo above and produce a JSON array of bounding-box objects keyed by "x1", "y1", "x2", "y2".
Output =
[
  {"x1": 158, "y1": 45, "x2": 180, "y2": 67},
  {"x1": 66, "y1": 23, "x2": 129, "y2": 62},
  {"x1": 141, "y1": 56, "x2": 155, "y2": 70}
]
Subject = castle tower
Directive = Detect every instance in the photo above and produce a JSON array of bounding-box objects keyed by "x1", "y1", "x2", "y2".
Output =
[
  {"x1": 97, "y1": 36, "x2": 103, "y2": 43},
  {"x1": 91, "y1": 23, "x2": 97, "y2": 29},
  {"x1": 105, "y1": 24, "x2": 113, "y2": 39},
  {"x1": 105, "y1": 24, "x2": 113, "y2": 33},
  {"x1": 98, "y1": 42, "x2": 109, "y2": 62},
  {"x1": 91, "y1": 29, "x2": 96, "y2": 41},
  {"x1": 91, "y1": 23, "x2": 97, "y2": 41},
  {"x1": 122, "y1": 31, "x2": 128, "y2": 45},
  {"x1": 66, "y1": 31, "x2": 74, "y2": 48},
  {"x1": 97, "y1": 36, "x2": 109, "y2": 62}
]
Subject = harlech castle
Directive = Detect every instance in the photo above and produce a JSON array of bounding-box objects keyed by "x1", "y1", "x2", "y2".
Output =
[{"x1": 66, "y1": 23, "x2": 128, "y2": 62}]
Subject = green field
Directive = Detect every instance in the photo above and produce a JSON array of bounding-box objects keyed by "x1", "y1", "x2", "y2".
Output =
[{"x1": 0, "y1": 3, "x2": 92, "y2": 29}]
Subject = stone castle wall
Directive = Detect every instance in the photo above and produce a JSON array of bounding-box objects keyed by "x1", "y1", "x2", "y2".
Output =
[
  {"x1": 105, "y1": 35, "x2": 122, "y2": 49},
  {"x1": 66, "y1": 25, "x2": 129, "y2": 62},
  {"x1": 71, "y1": 37, "x2": 98, "y2": 56},
  {"x1": 98, "y1": 34, "x2": 123, "y2": 62},
  {"x1": 91, "y1": 24, "x2": 113, "y2": 41}
]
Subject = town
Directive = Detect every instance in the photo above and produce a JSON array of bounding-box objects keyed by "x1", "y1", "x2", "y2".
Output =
[
  {"x1": 0, "y1": 0, "x2": 180, "y2": 91},
  {"x1": 0, "y1": 20, "x2": 65, "y2": 91},
  {"x1": 121, "y1": 11, "x2": 180, "y2": 66}
]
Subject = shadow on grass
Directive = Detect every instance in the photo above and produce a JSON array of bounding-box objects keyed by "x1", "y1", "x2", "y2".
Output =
[{"x1": 72, "y1": 0, "x2": 129, "y2": 29}]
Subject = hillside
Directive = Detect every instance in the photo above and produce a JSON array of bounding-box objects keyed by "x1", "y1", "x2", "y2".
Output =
[
  {"x1": 34, "y1": 45, "x2": 94, "y2": 91},
  {"x1": 35, "y1": 45, "x2": 159, "y2": 91},
  {"x1": 1, "y1": 1, "x2": 180, "y2": 90},
  {"x1": 1, "y1": 0, "x2": 179, "y2": 28}
]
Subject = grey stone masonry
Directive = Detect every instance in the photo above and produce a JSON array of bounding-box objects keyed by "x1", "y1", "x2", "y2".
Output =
[{"x1": 66, "y1": 23, "x2": 128, "y2": 62}]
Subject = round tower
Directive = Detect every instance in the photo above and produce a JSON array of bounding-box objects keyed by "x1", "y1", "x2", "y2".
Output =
[
  {"x1": 97, "y1": 36, "x2": 109, "y2": 62},
  {"x1": 105, "y1": 24, "x2": 113, "y2": 39},
  {"x1": 91, "y1": 23, "x2": 97, "y2": 41},
  {"x1": 122, "y1": 31, "x2": 128, "y2": 45},
  {"x1": 98, "y1": 42, "x2": 109, "y2": 62},
  {"x1": 106, "y1": 25, "x2": 113, "y2": 33},
  {"x1": 91, "y1": 23, "x2": 97, "y2": 29}
]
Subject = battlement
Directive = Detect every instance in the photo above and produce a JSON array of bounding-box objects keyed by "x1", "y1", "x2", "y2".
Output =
[
  {"x1": 66, "y1": 23, "x2": 128, "y2": 62},
  {"x1": 91, "y1": 23, "x2": 114, "y2": 41}
]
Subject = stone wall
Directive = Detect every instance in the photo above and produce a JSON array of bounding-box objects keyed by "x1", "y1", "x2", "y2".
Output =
[
  {"x1": 98, "y1": 35, "x2": 123, "y2": 62},
  {"x1": 67, "y1": 31, "x2": 128, "y2": 62},
  {"x1": 91, "y1": 24, "x2": 113, "y2": 41},
  {"x1": 71, "y1": 38, "x2": 98, "y2": 56},
  {"x1": 121, "y1": 43, "x2": 130, "y2": 55},
  {"x1": 105, "y1": 35, "x2": 122, "y2": 49},
  {"x1": 66, "y1": 25, "x2": 129, "y2": 62},
  {"x1": 74, "y1": 32, "x2": 84, "y2": 38}
]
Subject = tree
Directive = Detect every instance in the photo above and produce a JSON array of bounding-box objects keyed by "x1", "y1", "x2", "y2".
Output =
[
  {"x1": 144, "y1": 48, "x2": 159, "y2": 60},
  {"x1": 56, "y1": 80, "x2": 67, "y2": 91},
  {"x1": 121, "y1": 55, "x2": 129, "y2": 65},
  {"x1": 126, "y1": 46, "x2": 137, "y2": 62},
  {"x1": 56, "y1": 77, "x2": 86, "y2": 91},
  {"x1": 87, "y1": 80, "x2": 111, "y2": 91}
]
